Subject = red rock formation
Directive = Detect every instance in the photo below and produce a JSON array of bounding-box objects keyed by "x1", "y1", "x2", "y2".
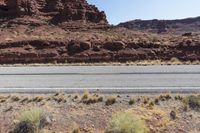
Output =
[
  {"x1": 118, "y1": 17, "x2": 200, "y2": 34},
  {"x1": 1, "y1": 0, "x2": 107, "y2": 24}
]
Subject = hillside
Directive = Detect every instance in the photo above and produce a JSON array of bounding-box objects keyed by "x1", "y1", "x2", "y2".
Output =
[
  {"x1": 118, "y1": 17, "x2": 200, "y2": 34},
  {"x1": 0, "y1": 0, "x2": 200, "y2": 64}
]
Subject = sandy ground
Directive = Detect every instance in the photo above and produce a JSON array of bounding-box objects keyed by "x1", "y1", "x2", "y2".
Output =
[{"x1": 0, "y1": 92, "x2": 200, "y2": 133}]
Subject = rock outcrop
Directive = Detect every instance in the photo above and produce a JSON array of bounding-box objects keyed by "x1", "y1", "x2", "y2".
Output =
[
  {"x1": 0, "y1": 0, "x2": 200, "y2": 64},
  {"x1": 118, "y1": 17, "x2": 200, "y2": 34},
  {"x1": 0, "y1": 39, "x2": 200, "y2": 64},
  {"x1": 0, "y1": 0, "x2": 107, "y2": 24}
]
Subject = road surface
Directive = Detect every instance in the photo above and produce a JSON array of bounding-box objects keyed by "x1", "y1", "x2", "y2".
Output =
[{"x1": 0, "y1": 65, "x2": 200, "y2": 93}]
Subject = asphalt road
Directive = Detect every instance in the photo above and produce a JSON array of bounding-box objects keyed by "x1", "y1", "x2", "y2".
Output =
[{"x1": 0, "y1": 65, "x2": 200, "y2": 93}]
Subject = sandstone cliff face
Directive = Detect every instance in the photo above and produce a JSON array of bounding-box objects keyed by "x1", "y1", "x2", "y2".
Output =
[
  {"x1": 0, "y1": 0, "x2": 200, "y2": 64},
  {"x1": 0, "y1": 0, "x2": 107, "y2": 24}
]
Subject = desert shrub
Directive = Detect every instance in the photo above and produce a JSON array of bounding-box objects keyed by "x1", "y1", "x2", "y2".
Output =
[
  {"x1": 20, "y1": 97, "x2": 29, "y2": 103},
  {"x1": 11, "y1": 96, "x2": 20, "y2": 102},
  {"x1": 148, "y1": 101, "x2": 154, "y2": 109},
  {"x1": 170, "y1": 57, "x2": 181, "y2": 64},
  {"x1": 72, "y1": 126, "x2": 80, "y2": 133},
  {"x1": 174, "y1": 95, "x2": 183, "y2": 101},
  {"x1": 129, "y1": 98, "x2": 135, "y2": 105},
  {"x1": 159, "y1": 94, "x2": 171, "y2": 101},
  {"x1": 82, "y1": 91, "x2": 89, "y2": 100},
  {"x1": 82, "y1": 94, "x2": 103, "y2": 104},
  {"x1": 105, "y1": 97, "x2": 116, "y2": 106},
  {"x1": 185, "y1": 95, "x2": 200, "y2": 110},
  {"x1": 11, "y1": 121, "x2": 35, "y2": 133},
  {"x1": 154, "y1": 98, "x2": 159, "y2": 105},
  {"x1": 12, "y1": 107, "x2": 47, "y2": 133},
  {"x1": 32, "y1": 96, "x2": 44, "y2": 102},
  {"x1": 170, "y1": 111, "x2": 176, "y2": 120},
  {"x1": 105, "y1": 111, "x2": 148, "y2": 133}
]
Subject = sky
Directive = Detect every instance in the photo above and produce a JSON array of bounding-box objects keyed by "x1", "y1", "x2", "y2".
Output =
[{"x1": 88, "y1": 0, "x2": 200, "y2": 25}]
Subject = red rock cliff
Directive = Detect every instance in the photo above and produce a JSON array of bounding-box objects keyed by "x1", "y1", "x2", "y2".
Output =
[{"x1": 0, "y1": 0, "x2": 107, "y2": 24}]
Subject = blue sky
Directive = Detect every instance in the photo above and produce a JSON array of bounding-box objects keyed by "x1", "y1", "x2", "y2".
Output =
[{"x1": 88, "y1": 0, "x2": 200, "y2": 25}]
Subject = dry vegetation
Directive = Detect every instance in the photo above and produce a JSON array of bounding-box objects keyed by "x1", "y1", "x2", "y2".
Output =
[{"x1": 0, "y1": 92, "x2": 200, "y2": 133}]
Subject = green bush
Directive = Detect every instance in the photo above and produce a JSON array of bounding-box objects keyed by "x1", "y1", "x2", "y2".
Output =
[{"x1": 105, "y1": 111, "x2": 149, "y2": 133}]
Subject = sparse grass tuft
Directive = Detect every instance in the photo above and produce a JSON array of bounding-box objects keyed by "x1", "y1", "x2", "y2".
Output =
[
  {"x1": 143, "y1": 97, "x2": 149, "y2": 104},
  {"x1": 174, "y1": 95, "x2": 183, "y2": 101},
  {"x1": 72, "y1": 125, "x2": 80, "y2": 133},
  {"x1": 32, "y1": 96, "x2": 44, "y2": 102},
  {"x1": 11, "y1": 96, "x2": 20, "y2": 102},
  {"x1": 82, "y1": 91, "x2": 89, "y2": 100},
  {"x1": 105, "y1": 111, "x2": 149, "y2": 133},
  {"x1": 154, "y1": 98, "x2": 159, "y2": 105},
  {"x1": 82, "y1": 94, "x2": 103, "y2": 105},
  {"x1": 12, "y1": 107, "x2": 47, "y2": 133},
  {"x1": 129, "y1": 98, "x2": 135, "y2": 105},
  {"x1": 159, "y1": 93, "x2": 171, "y2": 101},
  {"x1": 105, "y1": 96, "x2": 116, "y2": 106},
  {"x1": 20, "y1": 97, "x2": 29, "y2": 103},
  {"x1": 148, "y1": 101, "x2": 154, "y2": 109},
  {"x1": 185, "y1": 95, "x2": 200, "y2": 110}
]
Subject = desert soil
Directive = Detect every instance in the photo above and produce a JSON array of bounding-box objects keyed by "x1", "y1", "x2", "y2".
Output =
[{"x1": 0, "y1": 92, "x2": 200, "y2": 133}]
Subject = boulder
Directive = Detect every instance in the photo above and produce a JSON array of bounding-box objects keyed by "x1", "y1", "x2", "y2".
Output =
[
  {"x1": 68, "y1": 40, "x2": 91, "y2": 54},
  {"x1": 103, "y1": 41, "x2": 125, "y2": 51}
]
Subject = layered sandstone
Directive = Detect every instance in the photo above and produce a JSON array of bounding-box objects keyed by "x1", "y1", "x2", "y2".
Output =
[
  {"x1": 0, "y1": 0, "x2": 107, "y2": 24},
  {"x1": 0, "y1": 0, "x2": 200, "y2": 64}
]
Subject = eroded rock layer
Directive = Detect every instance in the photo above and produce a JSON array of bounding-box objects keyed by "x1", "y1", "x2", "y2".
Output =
[
  {"x1": 0, "y1": 0, "x2": 200, "y2": 64},
  {"x1": 0, "y1": 38, "x2": 200, "y2": 64},
  {"x1": 0, "y1": 0, "x2": 107, "y2": 24}
]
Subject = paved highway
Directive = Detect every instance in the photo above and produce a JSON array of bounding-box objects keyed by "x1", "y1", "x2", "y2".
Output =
[{"x1": 0, "y1": 65, "x2": 200, "y2": 93}]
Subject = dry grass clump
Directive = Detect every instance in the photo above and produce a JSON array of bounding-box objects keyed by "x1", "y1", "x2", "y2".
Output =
[
  {"x1": 159, "y1": 93, "x2": 172, "y2": 101},
  {"x1": 20, "y1": 97, "x2": 29, "y2": 103},
  {"x1": 52, "y1": 92, "x2": 67, "y2": 103},
  {"x1": 105, "y1": 96, "x2": 116, "y2": 106},
  {"x1": 169, "y1": 57, "x2": 182, "y2": 65},
  {"x1": 105, "y1": 111, "x2": 149, "y2": 133},
  {"x1": 11, "y1": 107, "x2": 47, "y2": 133},
  {"x1": 174, "y1": 95, "x2": 183, "y2": 101},
  {"x1": 32, "y1": 96, "x2": 44, "y2": 102},
  {"x1": 81, "y1": 92, "x2": 104, "y2": 104},
  {"x1": 185, "y1": 95, "x2": 200, "y2": 110},
  {"x1": 154, "y1": 98, "x2": 159, "y2": 105},
  {"x1": 0, "y1": 99, "x2": 6, "y2": 103},
  {"x1": 52, "y1": 96, "x2": 67, "y2": 103},
  {"x1": 129, "y1": 98, "x2": 135, "y2": 105},
  {"x1": 82, "y1": 91, "x2": 89, "y2": 100},
  {"x1": 143, "y1": 97, "x2": 149, "y2": 104},
  {"x1": 11, "y1": 96, "x2": 20, "y2": 102},
  {"x1": 147, "y1": 101, "x2": 154, "y2": 109},
  {"x1": 72, "y1": 124, "x2": 80, "y2": 133}
]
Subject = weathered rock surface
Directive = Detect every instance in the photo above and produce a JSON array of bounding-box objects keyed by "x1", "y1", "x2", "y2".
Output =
[
  {"x1": 0, "y1": 0, "x2": 200, "y2": 64},
  {"x1": 118, "y1": 17, "x2": 200, "y2": 34},
  {"x1": 0, "y1": 38, "x2": 200, "y2": 64},
  {"x1": 0, "y1": 0, "x2": 107, "y2": 25}
]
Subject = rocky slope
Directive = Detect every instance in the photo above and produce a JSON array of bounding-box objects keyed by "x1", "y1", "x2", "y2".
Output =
[
  {"x1": 118, "y1": 17, "x2": 200, "y2": 34},
  {"x1": 0, "y1": 0, "x2": 200, "y2": 64}
]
